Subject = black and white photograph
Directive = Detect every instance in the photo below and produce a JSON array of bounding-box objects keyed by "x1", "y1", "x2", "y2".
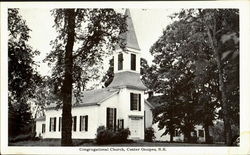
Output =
[{"x1": 1, "y1": 1, "x2": 250, "y2": 155}]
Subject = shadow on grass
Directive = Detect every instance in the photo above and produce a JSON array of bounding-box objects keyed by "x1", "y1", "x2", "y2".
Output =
[
  {"x1": 9, "y1": 139, "x2": 94, "y2": 146},
  {"x1": 9, "y1": 139, "x2": 227, "y2": 147}
]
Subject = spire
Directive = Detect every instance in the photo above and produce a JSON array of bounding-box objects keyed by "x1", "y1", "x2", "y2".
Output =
[{"x1": 119, "y1": 9, "x2": 140, "y2": 51}]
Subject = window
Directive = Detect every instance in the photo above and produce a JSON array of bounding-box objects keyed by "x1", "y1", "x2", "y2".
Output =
[
  {"x1": 49, "y1": 117, "x2": 56, "y2": 132},
  {"x1": 130, "y1": 93, "x2": 141, "y2": 111},
  {"x1": 42, "y1": 124, "x2": 45, "y2": 133},
  {"x1": 80, "y1": 115, "x2": 88, "y2": 132},
  {"x1": 59, "y1": 117, "x2": 62, "y2": 132},
  {"x1": 198, "y1": 129, "x2": 204, "y2": 137},
  {"x1": 106, "y1": 108, "x2": 117, "y2": 130},
  {"x1": 118, "y1": 53, "x2": 123, "y2": 70},
  {"x1": 118, "y1": 119, "x2": 124, "y2": 130},
  {"x1": 72, "y1": 116, "x2": 77, "y2": 132},
  {"x1": 131, "y1": 53, "x2": 136, "y2": 70}
]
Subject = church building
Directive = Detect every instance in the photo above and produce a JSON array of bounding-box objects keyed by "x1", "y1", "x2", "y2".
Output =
[
  {"x1": 35, "y1": 9, "x2": 154, "y2": 140},
  {"x1": 35, "y1": 9, "x2": 206, "y2": 143}
]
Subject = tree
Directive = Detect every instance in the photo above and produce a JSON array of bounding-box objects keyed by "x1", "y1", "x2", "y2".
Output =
[
  {"x1": 196, "y1": 9, "x2": 239, "y2": 145},
  {"x1": 32, "y1": 76, "x2": 58, "y2": 119},
  {"x1": 8, "y1": 9, "x2": 41, "y2": 138},
  {"x1": 45, "y1": 9, "x2": 126, "y2": 146},
  {"x1": 153, "y1": 96, "x2": 182, "y2": 142},
  {"x1": 101, "y1": 57, "x2": 114, "y2": 87},
  {"x1": 149, "y1": 9, "x2": 239, "y2": 145}
]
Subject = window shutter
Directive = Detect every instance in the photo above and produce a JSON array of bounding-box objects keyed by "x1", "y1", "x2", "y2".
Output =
[
  {"x1": 54, "y1": 117, "x2": 56, "y2": 131},
  {"x1": 131, "y1": 54, "x2": 136, "y2": 70},
  {"x1": 74, "y1": 116, "x2": 77, "y2": 131},
  {"x1": 80, "y1": 116, "x2": 82, "y2": 131},
  {"x1": 130, "y1": 93, "x2": 133, "y2": 110},
  {"x1": 118, "y1": 119, "x2": 124, "y2": 130},
  {"x1": 42, "y1": 124, "x2": 45, "y2": 133},
  {"x1": 85, "y1": 115, "x2": 88, "y2": 131},
  {"x1": 58, "y1": 117, "x2": 60, "y2": 131},
  {"x1": 121, "y1": 119, "x2": 124, "y2": 129},
  {"x1": 114, "y1": 109, "x2": 117, "y2": 131},
  {"x1": 106, "y1": 108, "x2": 110, "y2": 129},
  {"x1": 49, "y1": 118, "x2": 51, "y2": 132},
  {"x1": 139, "y1": 94, "x2": 141, "y2": 111},
  {"x1": 118, "y1": 53, "x2": 123, "y2": 70}
]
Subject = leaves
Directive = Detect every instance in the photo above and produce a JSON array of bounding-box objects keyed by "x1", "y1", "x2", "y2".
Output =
[
  {"x1": 147, "y1": 9, "x2": 239, "y2": 143},
  {"x1": 8, "y1": 8, "x2": 41, "y2": 138},
  {"x1": 8, "y1": 8, "x2": 41, "y2": 103},
  {"x1": 46, "y1": 9, "x2": 127, "y2": 104}
]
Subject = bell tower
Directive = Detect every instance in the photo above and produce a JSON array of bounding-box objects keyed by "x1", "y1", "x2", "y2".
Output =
[
  {"x1": 113, "y1": 9, "x2": 141, "y2": 74},
  {"x1": 109, "y1": 9, "x2": 146, "y2": 90}
]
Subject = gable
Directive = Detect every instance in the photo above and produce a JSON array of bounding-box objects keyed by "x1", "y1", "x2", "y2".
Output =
[{"x1": 145, "y1": 99, "x2": 155, "y2": 109}]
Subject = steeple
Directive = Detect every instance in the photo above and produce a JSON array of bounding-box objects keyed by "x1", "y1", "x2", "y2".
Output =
[
  {"x1": 119, "y1": 9, "x2": 140, "y2": 51},
  {"x1": 108, "y1": 9, "x2": 147, "y2": 91}
]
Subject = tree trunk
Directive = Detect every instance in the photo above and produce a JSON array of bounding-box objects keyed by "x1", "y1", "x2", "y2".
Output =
[
  {"x1": 184, "y1": 131, "x2": 191, "y2": 143},
  {"x1": 170, "y1": 132, "x2": 174, "y2": 142},
  {"x1": 61, "y1": 9, "x2": 76, "y2": 146},
  {"x1": 204, "y1": 123, "x2": 211, "y2": 144},
  {"x1": 204, "y1": 14, "x2": 232, "y2": 146},
  {"x1": 213, "y1": 42, "x2": 232, "y2": 146}
]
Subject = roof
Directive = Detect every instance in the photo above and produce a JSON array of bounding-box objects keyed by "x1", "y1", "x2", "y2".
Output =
[
  {"x1": 117, "y1": 9, "x2": 140, "y2": 51},
  {"x1": 46, "y1": 88, "x2": 119, "y2": 110},
  {"x1": 35, "y1": 116, "x2": 45, "y2": 121},
  {"x1": 145, "y1": 99, "x2": 155, "y2": 109},
  {"x1": 146, "y1": 95, "x2": 162, "y2": 108},
  {"x1": 108, "y1": 71, "x2": 147, "y2": 90}
]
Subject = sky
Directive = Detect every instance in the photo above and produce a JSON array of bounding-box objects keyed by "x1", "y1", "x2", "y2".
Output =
[{"x1": 18, "y1": 8, "x2": 180, "y2": 88}]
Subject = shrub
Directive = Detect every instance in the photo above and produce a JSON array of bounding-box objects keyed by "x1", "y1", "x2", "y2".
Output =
[
  {"x1": 190, "y1": 135, "x2": 198, "y2": 143},
  {"x1": 9, "y1": 132, "x2": 36, "y2": 143},
  {"x1": 96, "y1": 126, "x2": 114, "y2": 145},
  {"x1": 114, "y1": 128, "x2": 130, "y2": 143},
  {"x1": 96, "y1": 126, "x2": 130, "y2": 145},
  {"x1": 144, "y1": 127, "x2": 155, "y2": 142}
]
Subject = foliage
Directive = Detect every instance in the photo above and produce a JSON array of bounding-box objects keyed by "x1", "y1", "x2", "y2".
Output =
[
  {"x1": 96, "y1": 126, "x2": 114, "y2": 145},
  {"x1": 46, "y1": 9, "x2": 127, "y2": 100},
  {"x1": 46, "y1": 8, "x2": 127, "y2": 145},
  {"x1": 101, "y1": 57, "x2": 114, "y2": 87},
  {"x1": 209, "y1": 120, "x2": 239, "y2": 143},
  {"x1": 96, "y1": 126, "x2": 130, "y2": 145},
  {"x1": 189, "y1": 135, "x2": 198, "y2": 143},
  {"x1": 8, "y1": 8, "x2": 41, "y2": 138},
  {"x1": 113, "y1": 128, "x2": 131, "y2": 143},
  {"x1": 9, "y1": 132, "x2": 37, "y2": 143},
  {"x1": 31, "y1": 76, "x2": 59, "y2": 119},
  {"x1": 144, "y1": 127, "x2": 155, "y2": 142},
  {"x1": 148, "y1": 9, "x2": 239, "y2": 144},
  {"x1": 8, "y1": 8, "x2": 41, "y2": 102}
]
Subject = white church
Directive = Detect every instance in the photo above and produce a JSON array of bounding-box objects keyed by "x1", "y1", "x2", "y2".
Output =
[{"x1": 35, "y1": 9, "x2": 206, "y2": 143}]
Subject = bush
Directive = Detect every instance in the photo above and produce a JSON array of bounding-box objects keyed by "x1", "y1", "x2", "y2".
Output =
[
  {"x1": 114, "y1": 128, "x2": 130, "y2": 143},
  {"x1": 96, "y1": 126, "x2": 114, "y2": 145},
  {"x1": 9, "y1": 132, "x2": 36, "y2": 143},
  {"x1": 190, "y1": 135, "x2": 198, "y2": 143},
  {"x1": 144, "y1": 127, "x2": 155, "y2": 142},
  {"x1": 96, "y1": 126, "x2": 130, "y2": 145}
]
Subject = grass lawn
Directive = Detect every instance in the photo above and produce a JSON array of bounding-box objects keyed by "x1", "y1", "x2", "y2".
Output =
[
  {"x1": 9, "y1": 139, "x2": 93, "y2": 146},
  {"x1": 9, "y1": 139, "x2": 226, "y2": 147}
]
